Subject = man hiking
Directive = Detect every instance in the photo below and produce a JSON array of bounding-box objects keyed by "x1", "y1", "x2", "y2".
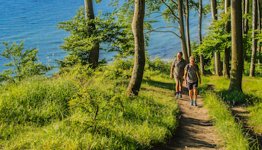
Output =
[
  {"x1": 170, "y1": 52, "x2": 187, "y2": 99},
  {"x1": 184, "y1": 56, "x2": 201, "y2": 106}
]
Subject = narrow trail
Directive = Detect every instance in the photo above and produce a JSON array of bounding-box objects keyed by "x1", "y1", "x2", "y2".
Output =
[{"x1": 154, "y1": 94, "x2": 222, "y2": 150}]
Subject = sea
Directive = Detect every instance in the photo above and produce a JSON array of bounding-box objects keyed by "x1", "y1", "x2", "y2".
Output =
[{"x1": 0, "y1": 0, "x2": 212, "y2": 73}]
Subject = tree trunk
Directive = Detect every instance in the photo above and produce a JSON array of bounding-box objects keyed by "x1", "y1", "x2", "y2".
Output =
[
  {"x1": 243, "y1": 0, "x2": 249, "y2": 60},
  {"x1": 224, "y1": 0, "x2": 231, "y2": 78},
  {"x1": 250, "y1": 0, "x2": 258, "y2": 77},
  {"x1": 229, "y1": 0, "x2": 244, "y2": 92},
  {"x1": 257, "y1": 0, "x2": 261, "y2": 65},
  {"x1": 199, "y1": 0, "x2": 205, "y2": 75},
  {"x1": 185, "y1": 0, "x2": 191, "y2": 57},
  {"x1": 84, "y1": 0, "x2": 99, "y2": 68},
  {"x1": 210, "y1": 0, "x2": 218, "y2": 20},
  {"x1": 127, "y1": 0, "x2": 146, "y2": 96},
  {"x1": 244, "y1": 0, "x2": 249, "y2": 35},
  {"x1": 178, "y1": 0, "x2": 189, "y2": 62},
  {"x1": 211, "y1": 0, "x2": 222, "y2": 76}
]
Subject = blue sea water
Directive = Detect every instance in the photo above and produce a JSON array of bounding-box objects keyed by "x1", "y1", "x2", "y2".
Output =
[{"x1": 0, "y1": 0, "x2": 211, "y2": 72}]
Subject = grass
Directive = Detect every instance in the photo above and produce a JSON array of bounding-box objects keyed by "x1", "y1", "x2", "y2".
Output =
[
  {"x1": 202, "y1": 76, "x2": 262, "y2": 134},
  {"x1": 0, "y1": 59, "x2": 179, "y2": 149},
  {"x1": 204, "y1": 92, "x2": 250, "y2": 150}
]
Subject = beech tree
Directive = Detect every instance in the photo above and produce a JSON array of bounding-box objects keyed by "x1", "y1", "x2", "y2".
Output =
[
  {"x1": 229, "y1": 0, "x2": 244, "y2": 92},
  {"x1": 127, "y1": 0, "x2": 146, "y2": 96}
]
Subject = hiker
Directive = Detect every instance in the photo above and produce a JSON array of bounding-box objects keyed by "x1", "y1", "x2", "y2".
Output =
[
  {"x1": 170, "y1": 52, "x2": 187, "y2": 99},
  {"x1": 184, "y1": 56, "x2": 201, "y2": 106}
]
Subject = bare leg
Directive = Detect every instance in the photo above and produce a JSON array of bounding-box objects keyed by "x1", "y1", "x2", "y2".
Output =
[
  {"x1": 179, "y1": 80, "x2": 182, "y2": 93},
  {"x1": 193, "y1": 88, "x2": 198, "y2": 106},
  {"x1": 175, "y1": 79, "x2": 179, "y2": 93},
  {"x1": 189, "y1": 89, "x2": 193, "y2": 100}
]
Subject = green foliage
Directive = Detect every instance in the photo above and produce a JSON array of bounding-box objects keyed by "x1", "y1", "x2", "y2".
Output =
[
  {"x1": 58, "y1": 7, "x2": 134, "y2": 67},
  {"x1": 203, "y1": 76, "x2": 262, "y2": 136},
  {"x1": 0, "y1": 77, "x2": 77, "y2": 128},
  {"x1": 0, "y1": 42, "x2": 50, "y2": 83},
  {"x1": 147, "y1": 57, "x2": 171, "y2": 77},
  {"x1": 0, "y1": 60, "x2": 179, "y2": 149},
  {"x1": 204, "y1": 92, "x2": 250, "y2": 150},
  {"x1": 195, "y1": 12, "x2": 231, "y2": 58}
]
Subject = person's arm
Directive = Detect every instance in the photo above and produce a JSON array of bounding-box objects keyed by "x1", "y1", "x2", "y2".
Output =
[
  {"x1": 184, "y1": 65, "x2": 188, "y2": 82},
  {"x1": 170, "y1": 60, "x2": 175, "y2": 79}
]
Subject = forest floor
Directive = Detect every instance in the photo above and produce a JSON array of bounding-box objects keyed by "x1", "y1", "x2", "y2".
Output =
[{"x1": 154, "y1": 92, "x2": 223, "y2": 150}]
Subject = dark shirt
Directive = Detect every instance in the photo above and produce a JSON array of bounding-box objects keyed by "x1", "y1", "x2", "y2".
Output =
[{"x1": 185, "y1": 64, "x2": 200, "y2": 83}]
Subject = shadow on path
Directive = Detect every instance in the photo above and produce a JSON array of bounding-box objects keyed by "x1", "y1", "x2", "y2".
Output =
[{"x1": 153, "y1": 95, "x2": 222, "y2": 150}]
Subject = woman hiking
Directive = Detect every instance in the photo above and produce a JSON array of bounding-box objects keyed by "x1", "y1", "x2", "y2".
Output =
[{"x1": 184, "y1": 56, "x2": 201, "y2": 106}]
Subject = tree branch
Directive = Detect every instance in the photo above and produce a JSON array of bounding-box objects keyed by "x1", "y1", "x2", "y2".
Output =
[{"x1": 161, "y1": 0, "x2": 180, "y2": 21}]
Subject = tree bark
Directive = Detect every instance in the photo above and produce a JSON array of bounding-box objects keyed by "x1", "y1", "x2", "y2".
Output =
[
  {"x1": 199, "y1": 0, "x2": 205, "y2": 75},
  {"x1": 84, "y1": 0, "x2": 99, "y2": 68},
  {"x1": 224, "y1": 0, "x2": 231, "y2": 78},
  {"x1": 185, "y1": 0, "x2": 191, "y2": 57},
  {"x1": 244, "y1": 0, "x2": 250, "y2": 35},
  {"x1": 250, "y1": 0, "x2": 258, "y2": 77},
  {"x1": 243, "y1": 0, "x2": 250, "y2": 60},
  {"x1": 211, "y1": 0, "x2": 222, "y2": 76},
  {"x1": 178, "y1": 0, "x2": 189, "y2": 62},
  {"x1": 210, "y1": 0, "x2": 218, "y2": 20},
  {"x1": 127, "y1": 0, "x2": 146, "y2": 96},
  {"x1": 257, "y1": 0, "x2": 261, "y2": 65},
  {"x1": 229, "y1": 0, "x2": 244, "y2": 92}
]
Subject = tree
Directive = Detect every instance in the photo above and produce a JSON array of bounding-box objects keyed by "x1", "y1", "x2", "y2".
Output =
[
  {"x1": 178, "y1": 0, "x2": 189, "y2": 62},
  {"x1": 185, "y1": 0, "x2": 191, "y2": 57},
  {"x1": 199, "y1": 0, "x2": 205, "y2": 75},
  {"x1": 59, "y1": 8, "x2": 133, "y2": 68},
  {"x1": 84, "y1": 0, "x2": 100, "y2": 68},
  {"x1": 257, "y1": 0, "x2": 261, "y2": 65},
  {"x1": 224, "y1": 0, "x2": 231, "y2": 78},
  {"x1": 243, "y1": 0, "x2": 249, "y2": 35},
  {"x1": 0, "y1": 42, "x2": 50, "y2": 82},
  {"x1": 211, "y1": 0, "x2": 222, "y2": 76},
  {"x1": 229, "y1": 0, "x2": 244, "y2": 92},
  {"x1": 250, "y1": 0, "x2": 258, "y2": 76},
  {"x1": 127, "y1": 0, "x2": 146, "y2": 96}
]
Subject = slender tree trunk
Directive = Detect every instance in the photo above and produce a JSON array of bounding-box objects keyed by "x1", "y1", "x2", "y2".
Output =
[
  {"x1": 127, "y1": 0, "x2": 146, "y2": 96},
  {"x1": 211, "y1": 0, "x2": 218, "y2": 20},
  {"x1": 229, "y1": 0, "x2": 244, "y2": 92},
  {"x1": 199, "y1": 0, "x2": 205, "y2": 75},
  {"x1": 224, "y1": 0, "x2": 231, "y2": 78},
  {"x1": 185, "y1": 0, "x2": 191, "y2": 57},
  {"x1": 178, "y1": 0, "x2": 189, "y2": 62},
  {"x1": 84, "y1": 0, "x2": 99, "y2": 68},
  {"x1": 257, "y1": 0, "x2": 261, "y2": 65},
  {"x1": 243, "y1": 0, "x2": 249, "y2": 60},
  {"x1": 211, "y1": 0, "x2": 222, "y2": 76},
  {"x1": 244, "y1": 0, "x2": 250, "y2": 35},
  {"x1": 250, "y1": 0, "x2": 258, "y2": 77}
]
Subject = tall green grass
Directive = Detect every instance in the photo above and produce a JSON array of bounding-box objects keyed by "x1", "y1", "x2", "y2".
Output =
[
  {"x1": 204, "y1": 92, "x2": 250, "y2": 150},
  {"x1": 203, "y1": 76, "x2": 262, "y2": 134},
  {"x1": 0, "y1": 59, "x2": 179, "y2": 149}
]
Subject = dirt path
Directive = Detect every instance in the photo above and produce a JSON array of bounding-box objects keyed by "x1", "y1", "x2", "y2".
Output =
[{"x1": 154, "y1": 94, "x2": 222, "y2": 150}]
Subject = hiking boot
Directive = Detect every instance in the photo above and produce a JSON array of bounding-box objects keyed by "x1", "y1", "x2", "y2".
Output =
[
  {"x1": 193, "y1": 100, "x2": 198, "y2": 106},
  {"x1": 179, "y1": 93, "x2": 182, "y2": 98},
  {"x1": 190, "y1": 100, "x2": 194, "y2": 106},
  {"x1": 175, "y1": 94, "x2": 179, "y2": 99}
]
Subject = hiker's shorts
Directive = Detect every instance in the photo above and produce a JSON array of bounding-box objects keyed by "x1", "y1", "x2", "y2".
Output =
[
  {"x1": 187, "y1": 81, "x2": 198, "y2": 90},
  {"x1": 175, "y1": 77, "x2": 183, "y2": 85}
]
